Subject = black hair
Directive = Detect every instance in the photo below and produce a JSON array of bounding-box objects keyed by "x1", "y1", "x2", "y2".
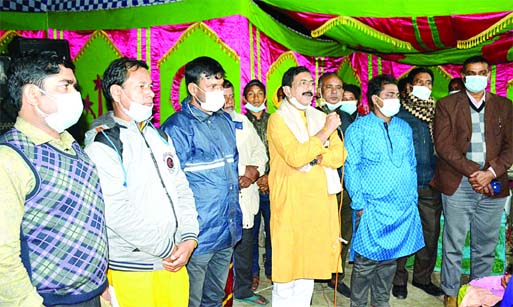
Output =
[
  {"x1": 282, "y1": 66, "x2": 310, "y2": 87},
  {"x1": 318, "y1": 72, "x2": 340, "y2": 89},
  {"x1": 462, "y1": 56, "x2": 490, "y2": 73},
  {"x1": 397, "y1": 77, "x2": 410, "y2": 94},
  {"x1": 223, "y1": 79, "x2": 233, "y2": 89},
  {"x1": 343, "y1": 83, "x2": 361, "y2": 100},
  {"x1": 102, "y1": 57, "x2": 149, "y2": 111},
  {"x1": 243, "y1": 79, "x2": 266, "y2": 98},
  {"x1": 7, "y1": 50, "x2": 75, "y2": 113},
  {"x1": 184, "y1": 56, "x2": 225, "y2": 92},
  {"x1": 448, "y1": 77, "x2": 465, "y2": 92},
  {"x1": 407, "y1": 67, "x2": 434, "y2": 85},
  {"x1": 366, "y1": 74, "x2": 397, "y2": 108}
]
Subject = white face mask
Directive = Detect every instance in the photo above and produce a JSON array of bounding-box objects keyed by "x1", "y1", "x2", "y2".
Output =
[
  {"x1": 340, "y1": 100, "x2": 358, "y2": 115},
  {"x1": 326, "y1": 101, "x2": 343, "y2": 111},
  {"x1": 195, "y1": 85, "x2": 225, "y2": 112},
  {"x1": 123, "y1": 102, "x2": 153, "y2": 122},
  {"x1": 121, "y1": 90, "x2": 153, "y2": 122},
  {"x1": 288, "y1": 97, "x2": 308, "y2": 110},
  {"x1": 37, "y1": 89, "x2": 84, "y2": 133},
  {"x1": 464, "y1": 75, "x2": 488, "y2": 93},
  {"x1": 449, "y1": 90, "x2": 460, "y2": 95},
  {"x1": 245, "y1": 102, "x2": 266, "y2": 113},
  {"x1": 376, "y1": 97, "x2": 400, "y2": 118},
  {"x1": 411, "y1": 85, "x2": 432, "y2": 101}
]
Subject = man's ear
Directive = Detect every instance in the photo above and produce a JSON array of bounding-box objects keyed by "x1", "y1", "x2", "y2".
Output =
[
  {"x1": 282, "y1": 85, "x2": 291, "y2": 99},
  {"x1": 316, "y1": 85, "x2": 322, "y2": 99},
  {"x1": 371, "y1": 95, "x2": 380, "y2": 108},
  {"x1": 110, "y1": 84, "x2": 122, "y2": 104},
  {"x1": 187, "y1": 83, "x2": 197, "y2": 97},
  {"x1": 22, "y1": 84, "x2": 41, "y2": 106}
]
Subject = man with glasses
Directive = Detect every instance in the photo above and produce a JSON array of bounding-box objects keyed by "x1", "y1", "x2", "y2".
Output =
[
  {"x1": 316, "y1": 72, "x2": 354, "y2": 298},
  {"x1": 344, "y1": 74, "x2": 424, "y2": 307},
  {"x1": 267, "y1": 66, "x2": 345, "y2": 306},
  {"x1": 431, "y1": 56, "x2": 513, "y2": 307},
  {"x1": 161, "y1": 57, "x2": 241, "y2": 307}
]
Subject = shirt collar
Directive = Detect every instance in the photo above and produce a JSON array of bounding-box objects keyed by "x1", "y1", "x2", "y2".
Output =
[
  {"x1": 184, "y1": 97, "x2": 221, "y2": 122},
  {"x1": 14, "y1": 117, "x2": 75, "y2": 148},
  {"x1": 465, "y1": 90, "x2": 486, "y2": 109}
]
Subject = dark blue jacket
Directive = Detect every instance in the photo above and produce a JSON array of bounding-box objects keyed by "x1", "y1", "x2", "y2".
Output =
[
  {"x1": 161, "y1": 97, "x2": 242, "y2": 254},
  {"x1": 397, "y1": 106, "x2": 437, "y2": 188}
]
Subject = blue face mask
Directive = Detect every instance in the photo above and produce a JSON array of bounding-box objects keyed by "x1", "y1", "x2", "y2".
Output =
[
  {"x1": 326, "y1": 101, "x2": 343, "y2": 111},
  {"x1": 340, "y1": 100, "x2": 357, "y2": 115},
  {"x1": 245, "y1": 102, "x2": 266, "y2": 113},
  {"x1": 464, "y1": 75, "x2": 488, "y2": 93}
]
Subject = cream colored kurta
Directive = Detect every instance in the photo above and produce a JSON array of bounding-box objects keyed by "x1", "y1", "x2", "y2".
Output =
[{"x1": 267, "y1": 111, "x2": 346, "y2": 283}]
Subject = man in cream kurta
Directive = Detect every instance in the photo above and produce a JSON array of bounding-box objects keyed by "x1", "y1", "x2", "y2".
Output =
[
  {"x1": 223, "y1": 80, "x2": 269, "y2": 305},
  {"x1": 267, "y1": 66, "x2": 346, "y2": 307}
]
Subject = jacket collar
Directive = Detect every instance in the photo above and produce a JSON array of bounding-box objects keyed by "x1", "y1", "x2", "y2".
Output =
[{"x1": 182, "y1": 96, "x2": 224, "y2": 122}]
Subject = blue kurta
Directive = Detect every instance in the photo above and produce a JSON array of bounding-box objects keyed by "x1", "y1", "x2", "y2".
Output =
[{"x1": 344, "y1": 112, "x2": 424, "y2": 261}]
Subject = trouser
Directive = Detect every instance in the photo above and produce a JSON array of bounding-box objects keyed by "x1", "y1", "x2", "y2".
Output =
[
  {"x1": 350, "y1": 253, "x2": 397, "y2": 307},
  {"x1": 252, "y1": 193, "x2": 272, "y2": 277},
  {"x1": 233, "y1": 228, "x2": 255, "y2": 299},
  {"x1": 340, "y1": 189, "x2": 353, "y2": 279},
  {"x1": 49, "y1": 296, "x2": 100, "y2": 307},
  {"x1": 272, "y1": 279, "x2": 314, "y2": 307},
  {"x1": 394, "y1": 186, "x2": 442, "y2": 285},
  {"x1": 187, "y1": 247, "x2": 233, "y2": 307},
  {"x1": 440, "y1": 177, "x2": 506, "y2": 297},
  {"x1": 106, "y1": 268, "x2": 189, "y2": 307}
]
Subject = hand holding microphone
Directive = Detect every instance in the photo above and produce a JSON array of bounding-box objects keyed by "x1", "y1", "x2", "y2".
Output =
[{"x1": 324, "y1": 112, "x2": 341, "y2": 135}]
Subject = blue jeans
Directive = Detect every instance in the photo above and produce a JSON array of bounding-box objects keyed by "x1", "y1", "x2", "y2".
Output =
[
  {"x1": 251, "y1": 193, "x2": 272, "y2": 277},
  {"x1": 49, "y1": 295, "x2": 100, "y2": 307},
  {"x1": 441, "y1": 177, "x2": 506, "y2": 297},
  {"x1": 187, "y1": 247, "x2": 233, "y2": 307}
]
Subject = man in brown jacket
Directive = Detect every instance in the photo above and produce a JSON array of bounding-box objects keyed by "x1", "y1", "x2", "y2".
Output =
[{"x1": 431, "y1": 55, "x2": 513, "y2": 307}]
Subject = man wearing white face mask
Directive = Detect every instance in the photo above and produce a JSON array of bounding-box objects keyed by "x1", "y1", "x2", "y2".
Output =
[
  {"x1": 222, "y1": 79, "x2": 269, "y2": 306},
  {"x1": 241, "y1": 79, "x2": 273, "y2": 291},
  {"x1": 393, "y1": 67, "x2": 444, "y2": 299},
  {"x1": 84, "y1": 57, "x2": 199, "y2": 307},
  {"x1": 431, "y1": 56, "x2": 513, "y2": 307},
  {"x1": 0, "y1": 51, "x2": 109, "y2": 307},
  {"x1": 162, "y1": 56, "x2": 241, "y2": 307},
  {"x1": 316, "y1": 72, "x2": 354, "y2": 298},
  {"x1": 344, "y1": 74, "x2": 424, "y2": 307},
  {"x1": 268, "y1": 66, "x2": 346, "y2": 307}
]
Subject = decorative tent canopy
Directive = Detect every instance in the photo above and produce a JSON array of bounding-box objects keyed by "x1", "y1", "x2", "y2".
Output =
[
  {"x1": 2, "y1": 0, "x2": 512, "y2": 65},
  {"x1": 256, "y1": 1, "x2": 513, "y2": 65},
  {"x1": 1, "y1": 0, "x2": 512, "y2": 131}
]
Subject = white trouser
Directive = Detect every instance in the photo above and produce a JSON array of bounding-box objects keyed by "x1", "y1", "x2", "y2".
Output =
[{"x1": 272, "y1": 279, "x2": 314, "y2": 307}]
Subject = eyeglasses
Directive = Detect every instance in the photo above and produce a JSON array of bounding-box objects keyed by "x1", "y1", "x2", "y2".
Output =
[{"x1": 294, "y1": 79, "x2": 315, "y2": 87}]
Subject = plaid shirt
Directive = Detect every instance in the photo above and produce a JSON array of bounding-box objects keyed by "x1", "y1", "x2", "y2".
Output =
[{"x1": 0, "y1": 118, "x2": 108, "y2": 306}]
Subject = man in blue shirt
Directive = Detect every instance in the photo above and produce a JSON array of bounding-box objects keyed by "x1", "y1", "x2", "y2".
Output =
[{"x1": 344, "y1": 74, "x2": 425, "y2": 307}]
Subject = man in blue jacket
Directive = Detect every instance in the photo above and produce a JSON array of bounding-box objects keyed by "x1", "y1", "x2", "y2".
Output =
[{"x1": 162, "y1": 56, "x2": 242, "y2": 307}]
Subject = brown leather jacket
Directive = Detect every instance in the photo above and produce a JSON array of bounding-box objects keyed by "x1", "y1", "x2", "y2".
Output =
[{"x1": 430, "y1": 91, "x2": 513, "y2": 198}]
